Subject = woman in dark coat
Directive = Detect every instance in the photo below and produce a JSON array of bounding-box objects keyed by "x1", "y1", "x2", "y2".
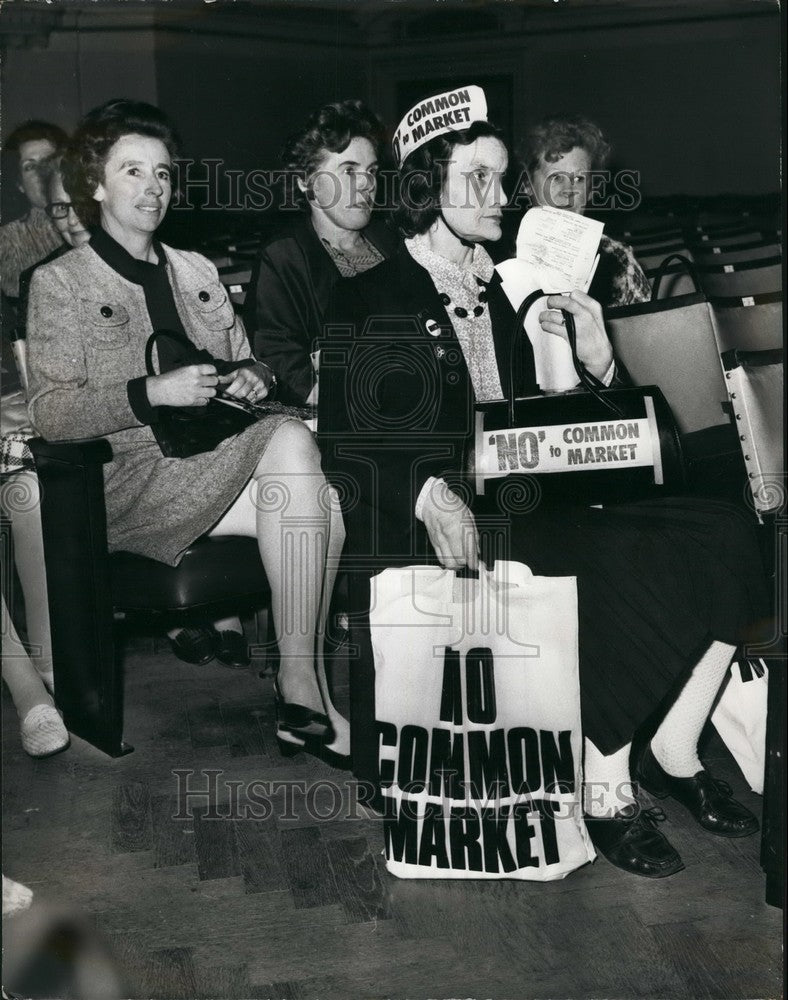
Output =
[
  {"x1": 27, "y1": 99, "x2": 348, "y2": 756},
  {"x1": 319, "y1": 89, "x2": 768, "y2": 878},
  {"x1": 245, "y1": 100, "x2": 398, "y2": 406}
]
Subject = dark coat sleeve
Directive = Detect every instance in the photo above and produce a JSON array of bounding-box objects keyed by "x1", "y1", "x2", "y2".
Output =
[
  {"x1": 318, "y1": 268, "x2": 472, "y2": 565},
  {"x1": 246, "y1": 239, "x2": 321, "y2": 405}
]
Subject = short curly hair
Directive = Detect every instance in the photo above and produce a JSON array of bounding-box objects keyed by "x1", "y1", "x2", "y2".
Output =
[
  {"x1": 63, "y1": 98, "x2": 180, "y2": 228},
  {"x1": 394, "y1": 120, "x2": 505, "y2": 238},
  {"x1": 520, "y1": 114, "x2": 611, "y2": 176},
  {"x1": 281, "y1": 100, "x2": 386, "y2": 210}
]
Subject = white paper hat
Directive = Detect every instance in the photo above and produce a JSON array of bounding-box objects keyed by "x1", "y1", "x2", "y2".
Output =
[{"x1": 392, "y1": 85, "x2": 488, "y2": 167}]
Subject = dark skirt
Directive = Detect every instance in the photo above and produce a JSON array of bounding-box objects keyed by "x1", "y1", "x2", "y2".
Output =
[{"x1": 478, "y1": 495, "x2": 770, "y2": 754}]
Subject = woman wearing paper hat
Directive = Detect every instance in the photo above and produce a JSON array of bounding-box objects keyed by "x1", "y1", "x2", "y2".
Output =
[
  {"x1": 319, "y1": 85, "x2": 768, "y2": 879},
  {"x1": 520, "y1": 114, "x2": 651, "y2": 307},
  {"x1": 245, "y1": 100, "x2": 398, "y2": 406}
]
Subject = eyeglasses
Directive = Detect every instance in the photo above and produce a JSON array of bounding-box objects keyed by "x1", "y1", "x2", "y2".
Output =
[{"x1": 46, "y1": 202, "x2": 75, "y2": 219}]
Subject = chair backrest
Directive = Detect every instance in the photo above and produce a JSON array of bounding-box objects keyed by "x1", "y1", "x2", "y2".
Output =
[
  {"x1": 698, "y1": 258, "x2": 782, "y2": 299},
  {"x1": 710, "y1": 292, "x2": 783, "y2": 353},
  {"x1": 692, "y1": 229, "x2": 766, "y2": 249},
  {"x1": 629, "y1": 236, "x2": 687, "y2": 254},
  {"x1": 695, "y1": 240, "x2": 781, "y2": 265},
  {"x1": 605, "y1": 293, "x2": 731, "y2": 436},
  {"x1": 218, "y1": 264, "x2": 253, "y2": 308},
  {"x1": 622, "y1": 225, "x2": 683, "y2": 246}
]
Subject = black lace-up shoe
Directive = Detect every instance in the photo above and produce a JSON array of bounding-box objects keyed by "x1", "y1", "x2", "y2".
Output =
[
  {"x1": 635, "y1": 744, "x2": 759, "y2": 838},
  {"x1": 587, "y1": 804, "x2": 685, "y2": 878}
]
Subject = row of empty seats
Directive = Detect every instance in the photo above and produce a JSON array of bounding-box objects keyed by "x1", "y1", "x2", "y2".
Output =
[{"x1": 606, "y1": 210, "x2": 782, "y2": 517}]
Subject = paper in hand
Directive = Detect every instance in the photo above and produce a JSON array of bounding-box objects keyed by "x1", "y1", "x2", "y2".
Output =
[
  {"x1": 494, "y1": 208, "x2": 604, "y2": 393},
  {"x1": 515, "y1": 205, "x2": 602, "y2": 293}
]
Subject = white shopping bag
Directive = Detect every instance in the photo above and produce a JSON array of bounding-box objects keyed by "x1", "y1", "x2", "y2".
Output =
[
  {"x1": 711, "y1": 660, "x2": 768, "y2": 794},
  {"x1": 369, "y1": 562, "x2": 595, "y2": 880}
]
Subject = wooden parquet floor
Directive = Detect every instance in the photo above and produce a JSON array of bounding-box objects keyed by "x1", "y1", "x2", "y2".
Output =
[{"x1": 2, "y1": 632, "x2": 783, "y2": 1000}]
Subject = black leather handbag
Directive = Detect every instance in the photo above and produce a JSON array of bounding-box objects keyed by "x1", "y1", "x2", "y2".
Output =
[
  {"x1": 474, "y1": 290, "x2": 686, "y2": 504},
  {"x1": 144, "y1": 329, "x2": 311, "y2": 459}
]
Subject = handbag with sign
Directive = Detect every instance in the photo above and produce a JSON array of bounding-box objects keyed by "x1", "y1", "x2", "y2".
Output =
[
  {"x1": 369, "y1": 562, "x2": 595, "y2": 881},
  {"x1": 145, "y1": 329, "x2": 312, "y2": 459},
  {"x1": 475, "y1": 291, "x2": 686, "y2": 505}
]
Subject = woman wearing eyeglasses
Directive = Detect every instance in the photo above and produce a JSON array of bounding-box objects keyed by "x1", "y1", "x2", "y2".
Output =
[{"x1": 15, "y1": 155, "x2": 93, "y2": 336}]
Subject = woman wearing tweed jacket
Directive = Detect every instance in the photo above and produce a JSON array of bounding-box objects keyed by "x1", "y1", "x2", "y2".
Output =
[{"x1": 26, "y1": 99, "x2": 348, "y2": 758}]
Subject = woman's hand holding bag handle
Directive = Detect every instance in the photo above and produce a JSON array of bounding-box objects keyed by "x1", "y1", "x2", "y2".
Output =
[
  {"x1": 143, "y1": 329, "x2": 314, "y2": 458},
  {"x1": 474, "y1": 288, "x2": 686, "y2": 503},
  {"x1": 143, "y1": 328, "x2": 257, "y2": 458}
]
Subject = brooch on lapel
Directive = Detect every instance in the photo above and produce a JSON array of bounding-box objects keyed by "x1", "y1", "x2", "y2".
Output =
[{"x1": 425, "y1": 318, "x2": 441, "y2": 337}]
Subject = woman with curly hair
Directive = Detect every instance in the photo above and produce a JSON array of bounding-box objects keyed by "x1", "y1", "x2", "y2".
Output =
[
  {"x1": 26, "y1": 99, "x2": 349, "y2": 759},
  {"x1": 521, "y1": 113, "x2": 651, "y2": 307},
  {"x1": 245, "y1": 99, "x2": 398, "y2": 405}
]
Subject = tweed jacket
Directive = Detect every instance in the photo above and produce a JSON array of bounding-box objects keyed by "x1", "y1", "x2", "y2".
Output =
[
  {"x1": 27, "y1": 240, "x2": 246, "y2": 444},
  {"x1": 25, "y1": 238, "x2": 290, "y2": 566}
]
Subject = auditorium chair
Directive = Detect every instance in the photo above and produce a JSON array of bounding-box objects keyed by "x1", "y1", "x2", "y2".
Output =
[
  {"x1": 692, "y1": 222, "x2": 766, "y2": 241},
  {"x1": 217, "y1": 261, "x2": 254, "y2": 308},
  {"x1": 710, "y1": 291, "x2": 783, "y2": 354},
  {"x1": 697, "y1": 257, "x2": 782, "y2": 299},
  {"x1": 621, "y1": 224, "x2": 683, "y2": 246},
  {"x1": 696, "y1": 241, "x2": 782, "y2": 266},
  {"x1": 29, "y1": 437, "x2": 273, "y2": 757}
]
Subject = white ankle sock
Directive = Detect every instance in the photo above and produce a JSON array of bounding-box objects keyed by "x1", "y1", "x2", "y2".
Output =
[
  {"x1": 583, "y1": 739, "x2": 636, "y2": 817},
  {"x1": 651, "y1": 640, "x2": 735, "y2": 778}
]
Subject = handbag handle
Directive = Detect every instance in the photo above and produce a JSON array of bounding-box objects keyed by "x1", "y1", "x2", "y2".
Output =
[
  {"x1": 509, "y1": 288, "x2": 623, "y2": 420},
  {"x1": 144, "y1": 328, "x2": 214, "y2": 377},
  {"x1": 563, "y1": 310, "x2": 624, "y2": 418},
  {"x1": 509, "y1": 288, "x2": 546, "y2": 426},
  {"x1": 650, "y1": 253, "x2": 701, "y2": 300}
]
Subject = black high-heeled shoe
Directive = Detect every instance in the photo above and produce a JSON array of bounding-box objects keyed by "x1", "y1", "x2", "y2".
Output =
[
  {"x1": 273, "y1": 681, "x2": 331, "y2": 741},
  {"x1": 275, "y1": 726, "x2": 351, "y2": 770}
]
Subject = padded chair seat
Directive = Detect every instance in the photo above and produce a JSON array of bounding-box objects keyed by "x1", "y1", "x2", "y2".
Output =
[{"x1": 111, "y1": 536, "x2": 267, "y2": 612}]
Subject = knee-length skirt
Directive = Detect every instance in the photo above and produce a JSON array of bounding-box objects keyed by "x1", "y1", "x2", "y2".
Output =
[
  {"x1": 478, "y1": 495, "x2": 770, "y2": 754},
  {"x1": 104, "y1": 413, "x2": 297, "y2": 567}
]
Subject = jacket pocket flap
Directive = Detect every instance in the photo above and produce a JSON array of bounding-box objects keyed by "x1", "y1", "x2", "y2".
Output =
[{"x1": 80, "y1": 299, "x2": 130, "y2": 328}]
